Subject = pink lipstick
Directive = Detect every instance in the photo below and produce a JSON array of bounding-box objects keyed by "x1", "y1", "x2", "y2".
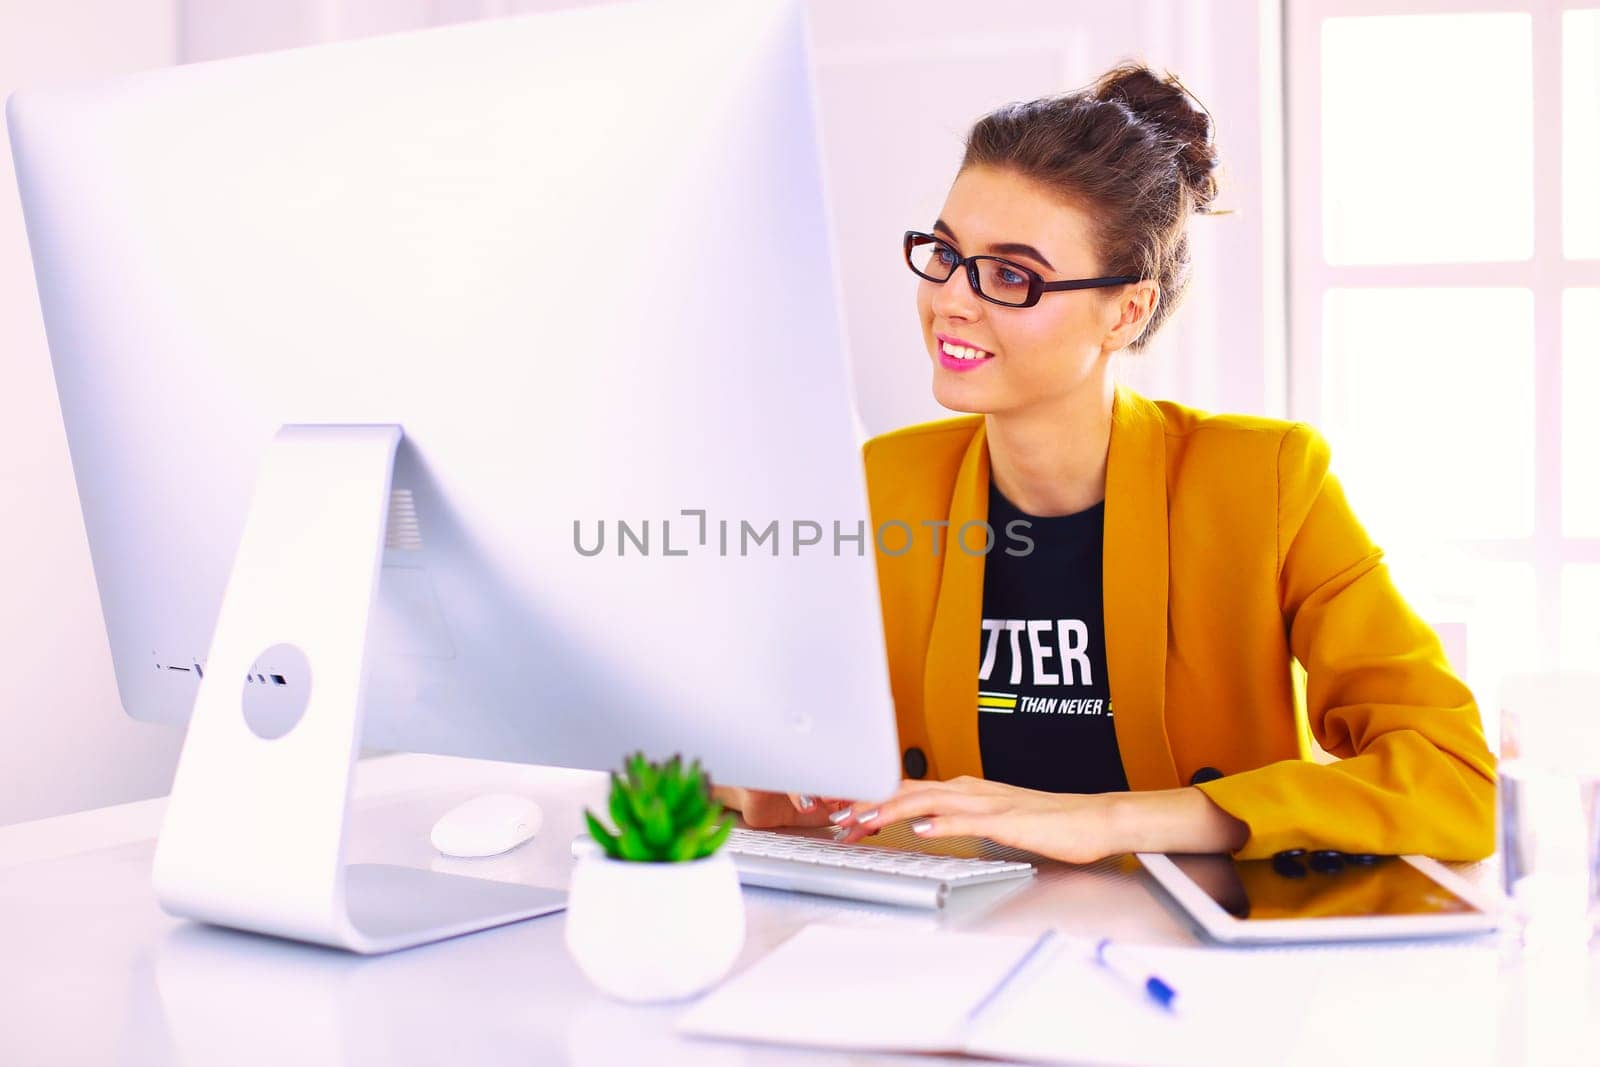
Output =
[{"x1": 935, "y1": 332, "x2": 995, "y2": 372}]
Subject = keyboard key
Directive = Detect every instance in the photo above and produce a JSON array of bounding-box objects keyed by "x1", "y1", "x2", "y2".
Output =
[{"x1": 720, "y1": 828, "x2": 1035, "y2": 908}]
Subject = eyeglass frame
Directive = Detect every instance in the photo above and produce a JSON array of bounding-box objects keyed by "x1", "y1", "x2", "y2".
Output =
[{"x1": 903, "y1": 230, "x2": 1142, "y2": 309}]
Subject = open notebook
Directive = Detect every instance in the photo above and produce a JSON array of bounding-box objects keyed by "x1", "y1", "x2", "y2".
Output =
[{"x1": 676, "y1": 923, "x2": 1502, "y2": 1066}]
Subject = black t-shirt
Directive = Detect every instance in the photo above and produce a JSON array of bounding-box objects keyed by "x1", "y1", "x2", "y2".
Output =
[{"x1": 977, "y1": 481, "x2": 1129, "y2": 794}]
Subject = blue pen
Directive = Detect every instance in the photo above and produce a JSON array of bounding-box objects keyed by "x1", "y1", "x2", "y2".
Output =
[{"x1": 1093, "y1": 938, "x2": 1179, "y2": 1011}]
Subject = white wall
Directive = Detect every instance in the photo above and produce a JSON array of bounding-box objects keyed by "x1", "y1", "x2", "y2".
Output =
[
  {"x1": 0, "y1": 0, "x2": 186, "y2": 825},
  {"x1": 0, "y1": 0, "x2": 1285, "y2": 823},
  {"x1": 805, "y1": 0, "x2": 1287, "y2": 433}
]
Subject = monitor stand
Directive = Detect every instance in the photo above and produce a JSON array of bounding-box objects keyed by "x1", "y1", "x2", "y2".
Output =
[{"x1": 151, "y1": 424, "x2": 566, "y2": 954}]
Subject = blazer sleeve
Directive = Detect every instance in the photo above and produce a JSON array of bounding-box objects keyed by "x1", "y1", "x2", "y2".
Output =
[{"x1": 1193, "y1": 423, "x2": 1498, "y2": 861}]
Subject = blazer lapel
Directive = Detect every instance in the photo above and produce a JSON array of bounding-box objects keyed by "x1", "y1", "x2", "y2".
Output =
[
  {"x1": 919, "y1": 420, "x2": 990, "y2": 781},
  {"x1": 1104, "y1": 384, "x2": 1181, "y2": 791},
  {"x1": 918, "y1": 386, "x2": 1181, "y2": 791}
]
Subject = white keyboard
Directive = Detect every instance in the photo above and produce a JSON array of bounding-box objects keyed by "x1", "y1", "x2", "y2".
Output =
[{"x1": 721, "y1": 828, "x2": 1035, "y2": 909}]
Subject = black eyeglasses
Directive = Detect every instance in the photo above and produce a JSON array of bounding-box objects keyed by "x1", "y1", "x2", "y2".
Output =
[{"x1": 903, "y1": 230, "x2": 1141, "y2": 309}]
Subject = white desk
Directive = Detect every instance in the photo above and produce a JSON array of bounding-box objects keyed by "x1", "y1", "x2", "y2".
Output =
[{"x1": 0, "y1": 753, "x2": 1593, "y2": 1066}]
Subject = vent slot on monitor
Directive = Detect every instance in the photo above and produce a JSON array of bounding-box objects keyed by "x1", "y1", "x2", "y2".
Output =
[
  {"x1": 153, "y1": 656, "x2": 288, "y2": 685},
  {"x1": 386, "y1": 489, "x2": 423, "y2": 551}
]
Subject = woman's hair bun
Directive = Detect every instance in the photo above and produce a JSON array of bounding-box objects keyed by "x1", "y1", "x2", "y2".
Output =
[{"x1": 1092, "y1": 61, "x2": 1220, "y2": 214}]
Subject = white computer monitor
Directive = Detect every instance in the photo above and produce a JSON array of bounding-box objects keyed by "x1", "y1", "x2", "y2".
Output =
[{"x1": 8, "y1": 0, "x2": 900, "y2": 952}]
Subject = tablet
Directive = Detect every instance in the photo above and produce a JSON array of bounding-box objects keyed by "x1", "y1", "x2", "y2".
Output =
[{"x1": 1136, "y1": 852, "x2": 1502, "y2": 943}]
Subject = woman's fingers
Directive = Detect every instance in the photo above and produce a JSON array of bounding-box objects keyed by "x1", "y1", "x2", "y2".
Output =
[
  {"x1": 709, "y1": 786, "x2": 865, "y2": 830},
  {"x1": 717, "y1": 787, "x2": 816, "y2": 829},
  {"x1": 770, "y1": 791, "x2": 843, "y2": 829},
  {"x1": 857, "y1": 785, "x2": 994, "y2": 824},
  {"x1": 905, "y1": 775, "x2": 1010, "y2": 796},
  {"x1": 709, "y1": 784, "x2": 744, "y2": 810},
  {"x1": 738, "y1": 794, "x2": 786, "y2": 829},
  {"x1": 796, "y1": 795, "x2": 859, "y2": 827},
  {"x1": 630, "y1": 778, "x2": 1030, "y2": 843},
  {"x1": 835, "y1": 787, "x2": 1003, "y2": 842},
  {"x1": 819, "y1": 778, "x2": 952, "y2": 825},
  {"x1": 908, "y1": 813, "x2": 986, "y2": 839}
]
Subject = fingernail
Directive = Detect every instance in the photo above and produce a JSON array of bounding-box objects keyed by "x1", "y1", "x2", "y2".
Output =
[
  {"x1": 828, "y1": 807, "x2": 854, "y2": 825},
  {"x1": 796, "y1": 795, "x2": 815, "y2": 811},
  {"x1": 856, "y1": 808, "x2": 879, "y2": 825},
  {"x1": 911, "y1": 819, "x2": 933, "y2": 835}
]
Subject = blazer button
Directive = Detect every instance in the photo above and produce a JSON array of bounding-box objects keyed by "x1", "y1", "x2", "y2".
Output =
[
  {"x1": 902, "y1": 747, "x2": 928, "y2": 780},
  {"x1": 1189, "y1": 766, "x2": 1223, "y2": 786}
]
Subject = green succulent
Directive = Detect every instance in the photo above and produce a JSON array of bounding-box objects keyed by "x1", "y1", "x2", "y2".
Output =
[{"x1": 583, "y1": 752, "x2": 734, "y2": 862}]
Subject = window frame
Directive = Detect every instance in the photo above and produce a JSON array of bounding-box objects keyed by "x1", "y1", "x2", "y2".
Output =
[{"x1": 1286, "y1": 0, "x2": 1600, "y2": 675}]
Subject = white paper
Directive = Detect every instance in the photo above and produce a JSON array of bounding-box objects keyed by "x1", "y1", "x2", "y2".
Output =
[
  {"x1": 968, "y1": 937, "x2": 1502, "y2": 1067},
  {"x1": 678, "y1": 922, "x2": 1507, "y2": 1066},
  {"x1": 675, "y1": 923, "x2": 1044, "y2": 1053}
]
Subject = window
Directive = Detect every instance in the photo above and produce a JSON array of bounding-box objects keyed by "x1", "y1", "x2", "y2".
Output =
[{"x1": 1287, "y1": 2, "x2": 1600, "y2": 713}]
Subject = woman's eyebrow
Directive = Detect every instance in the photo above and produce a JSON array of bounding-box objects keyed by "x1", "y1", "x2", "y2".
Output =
[{"x1": 932, "y1": 219, "x2": 1056, "y2": 272}]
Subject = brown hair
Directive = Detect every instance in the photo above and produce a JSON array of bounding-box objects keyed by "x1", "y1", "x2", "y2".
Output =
[{"x1": 961, "y1": 61, "x2": 1226, "y2": 351}]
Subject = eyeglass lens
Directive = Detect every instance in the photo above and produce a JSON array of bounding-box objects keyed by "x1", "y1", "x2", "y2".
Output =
[{"x1": 907, "y1": 236, "x2": 1036, "y2": 306}]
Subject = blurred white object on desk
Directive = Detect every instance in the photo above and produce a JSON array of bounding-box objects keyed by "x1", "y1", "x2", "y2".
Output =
[
  {"x1": 430, "y1": 794, "x2": 543, "y2": 858},
  {"x1": 1496, "y1": 671, "x2": 1600, "y2": 946}
]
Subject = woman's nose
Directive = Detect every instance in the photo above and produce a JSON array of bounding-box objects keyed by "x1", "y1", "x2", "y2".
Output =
[{"x1": 929, "y1": 267, "x2": 983, "y2": 321}]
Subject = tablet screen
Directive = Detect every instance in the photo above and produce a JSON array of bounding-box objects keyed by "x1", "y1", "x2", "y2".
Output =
[{"x1": 1167, "y1": 854, "x2": 1483, "y2": 920}]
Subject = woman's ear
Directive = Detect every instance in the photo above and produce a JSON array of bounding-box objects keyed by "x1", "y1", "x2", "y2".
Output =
[{"x1": 1102, "y1": 281, "x2": 1159, "y2": 352}]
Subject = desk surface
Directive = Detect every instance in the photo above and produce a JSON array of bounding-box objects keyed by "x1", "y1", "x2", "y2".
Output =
[{"x1": 0, "y1": 753, "x2": 1593, "y2": 1067}]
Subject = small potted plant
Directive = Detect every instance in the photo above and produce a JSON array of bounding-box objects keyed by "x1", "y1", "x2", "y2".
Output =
[{"x1": 564, "y1": 752, "x2": 745, "y2": 1002}]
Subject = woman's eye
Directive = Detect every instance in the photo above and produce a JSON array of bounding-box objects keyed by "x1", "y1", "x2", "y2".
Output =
[
  {"x1": 934, "y1": 245, "x2": 958, "y2": 267},
  {"x1": 997, "y1": 267, "x2": 1027, "y2": 287}
]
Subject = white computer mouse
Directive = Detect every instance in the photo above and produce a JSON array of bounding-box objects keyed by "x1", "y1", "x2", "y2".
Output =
[{"x1": 430, "y1": 793, "x2": 544, "y2": 858}]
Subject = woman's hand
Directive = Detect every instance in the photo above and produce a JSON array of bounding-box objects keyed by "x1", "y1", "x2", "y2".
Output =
[
  {"x1": 831, "y1": 776, "x2": 1120, "y2": 863},
  {"x1": 710, "y1": 785, "x2": 854, "y2": 830},
  {"x1": 831, "y1": 777, "x2": 1250, "y2": 864}
]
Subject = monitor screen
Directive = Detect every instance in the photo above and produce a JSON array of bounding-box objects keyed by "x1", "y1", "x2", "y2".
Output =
[{"x1": 7, "y1": 0, "x2": 902, "y2": 802}]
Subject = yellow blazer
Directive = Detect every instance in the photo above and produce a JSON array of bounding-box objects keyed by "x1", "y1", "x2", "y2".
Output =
[{"x1": 862, "y1": 384, "x2": 1496, "y2": 861}]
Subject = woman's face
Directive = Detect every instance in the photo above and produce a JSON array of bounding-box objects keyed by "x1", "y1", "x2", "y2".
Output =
[{"x1": 916, "y1": 165, "x2": 1150, "y2": 416}]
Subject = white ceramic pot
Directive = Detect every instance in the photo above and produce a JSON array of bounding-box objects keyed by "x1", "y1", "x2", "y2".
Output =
[{"x1": 564, "y1": 850, "x2": 745, "y2": 1003}]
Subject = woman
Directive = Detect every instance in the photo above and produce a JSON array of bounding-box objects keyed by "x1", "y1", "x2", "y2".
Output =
[{"x1": 715, "y1": 62, "x2": 1496, "y2": 863}]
